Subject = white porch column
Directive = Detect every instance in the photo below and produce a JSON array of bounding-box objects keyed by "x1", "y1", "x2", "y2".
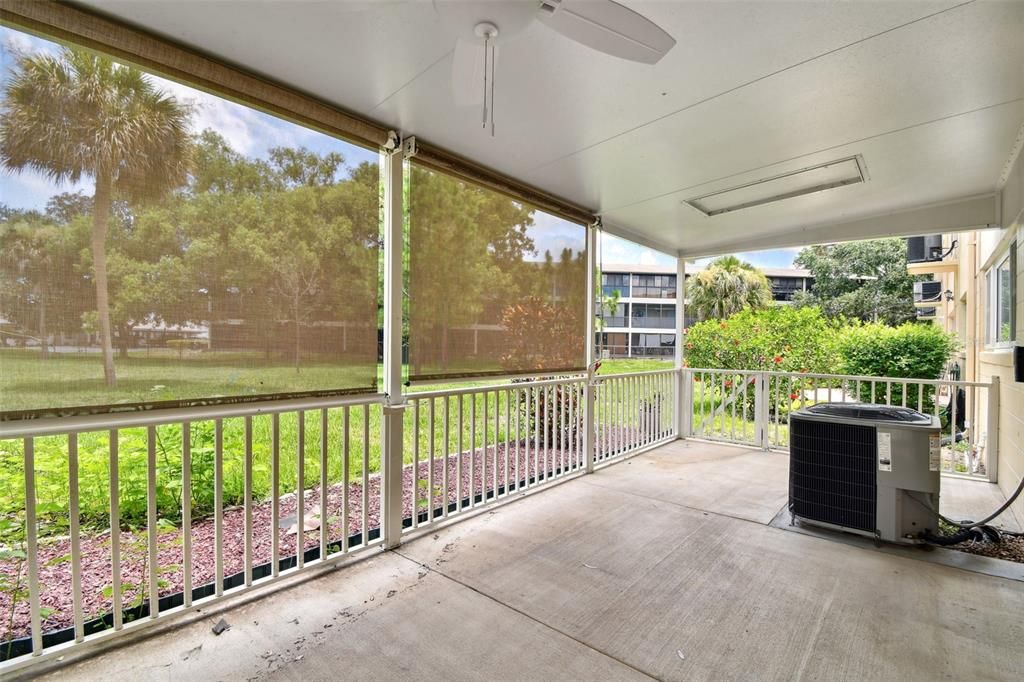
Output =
[
  {"x1": 584, "y1": 223, "x2": 598, "y2": 473},
  {"x1": 381, "y1": 137, "x2": 405, "y2": 549},
  {"x1": 675, "y1": 257, "x2": 688, "y2": 438}
]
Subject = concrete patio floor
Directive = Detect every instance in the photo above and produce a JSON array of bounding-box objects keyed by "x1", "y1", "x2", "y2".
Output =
[{"x1": 42, "y1": 441, "x2": 1024, "y2": 681}]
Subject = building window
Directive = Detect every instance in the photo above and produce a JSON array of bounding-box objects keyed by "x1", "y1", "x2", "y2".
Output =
[
  {"x1": 631, "y1": 274, "x2": 676, "y2": 298},
  {"x1": 631, "y1": 333, "x2": 675, "y2": 357},
  {"x1": 986, "y1": 244, "x2": 1016, "y2": 346},
  {"x1": 631, "y1": 303, "x2": 676, "y2": 329},
  {"x1": 599, "y1": 303, "x2": 629, "y2": 328},
  {"x1": 769, "y1": 276, "x2": 806, "y2": 302},
  {"x1": 601, "y1": 273, "x2": 630, "y2": 298}
]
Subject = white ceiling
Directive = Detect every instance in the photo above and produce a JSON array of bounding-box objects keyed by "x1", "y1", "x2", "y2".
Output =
[{"x1": 82, "y1": 0, "x2": 1024, "y2": 256}]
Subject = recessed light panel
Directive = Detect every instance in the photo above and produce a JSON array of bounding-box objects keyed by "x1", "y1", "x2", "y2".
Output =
[{"x1": 686, "y1": 156, "x2": 866, "y2": 217}]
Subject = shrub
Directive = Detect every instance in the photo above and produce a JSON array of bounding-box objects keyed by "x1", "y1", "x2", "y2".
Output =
[
  {"x1": 837, "y1": 322, "x2": 957, "y2": 379},
  {"x1": 837, "y1": 322, "x2": 958, "y2": 408},
  {"x1": 684, "y1": 305, "x2": 842, "y2": 374}
]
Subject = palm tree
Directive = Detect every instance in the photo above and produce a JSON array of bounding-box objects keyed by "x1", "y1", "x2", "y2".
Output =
[
  {"x1": 1, "y1": 48, "x2": 190, "y2": 387},
  {"x1": 687, "y1": 255, "x2": 772, "y2": 321}
]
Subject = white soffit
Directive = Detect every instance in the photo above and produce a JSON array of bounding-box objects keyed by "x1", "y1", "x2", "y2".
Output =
[{"x1": 79, "y1": 0, "x2": 1024, "y2": 256}]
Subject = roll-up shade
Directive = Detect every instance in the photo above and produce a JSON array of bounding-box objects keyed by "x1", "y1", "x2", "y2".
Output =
[
  {"x1": 0, "y1": 0, "x2": 391, "y2": 150},
  {"x1": 414, "y1": 144, "x2": 595, "y2": 227},
  {"x1": 408, "y1": 161, "x2": 588, "y2": 382},
  {"x1": 0, "y1": 24, "x2": 380, "y2": 419}
]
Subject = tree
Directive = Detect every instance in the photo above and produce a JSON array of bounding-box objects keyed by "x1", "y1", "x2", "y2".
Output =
[
  {"x1": 1, "y1": 47, "x2": 191, "y2": 386},
  {"x1": 687, "y1": 255, "x2": 772, "y2": 321},
  {"x1": 0, "y1": 206, "x2": 91, "y2": 356},
  {"x1": 793, "y1": 239, "x2": 918, "y2": 326}
]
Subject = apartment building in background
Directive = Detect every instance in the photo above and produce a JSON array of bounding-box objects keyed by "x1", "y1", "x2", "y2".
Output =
[{"x1": 597, "y1": 263, "x2": 813, "y2": 358}]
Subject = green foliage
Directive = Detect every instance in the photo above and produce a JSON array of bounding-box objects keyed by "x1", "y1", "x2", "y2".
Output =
[
  {"x1": 684, "y1": 306, "x2": 842, "y2": 374},
  {"x1": 686, "y1": 255, "x2": 772, "y2": 321},
  {"x1": 837, "y1": 322, "x2": 958, "y2": 407},
  {"x1": 501, "y1": 296, "x2": 583, "y2": 372},
  {"x1": 794, "y1": 238, "x2": 920, "y2": 325}
]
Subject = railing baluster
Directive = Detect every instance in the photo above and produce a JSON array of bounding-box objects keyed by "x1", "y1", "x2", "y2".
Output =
[
  {"x1": 482, "y1": 391, "x2": 489, "y2": 500},
  {"x1": 443, "y1": 396, "x2": 450, "y2": 516},
  {"x1": 147, "y1": 425, "x2": 160, "y2": 615},
  {"x1": 429, "y1": 397, "x2": 436, "y2": 521},
  {"x1": 494, "y1": 390, "x2": 500, "y2": 490},
  {"x1": 181, "y1": 423, "x2": 191, "y2": 608},
  {"x1": 515, "y1": 388, "x2": 522, "y2": 489},
  {"x1": 457, "y1": 395, "x2": 464, "y2": 509},
  {"x1": 319, "y1": 409, "x2": 328, "y2": 561},
  {"x1": 774, "y1": 375, "x2": 781, "y2": 446},
  {"x1": 504, "y1": 389, "x2": 511, "y2": 488},
  {"x1": 536, "y1": 385, "x2": 544, "y2": 475},
  {"x1": 342, "y1": 406, "x2": 351, "y2": 553},
  {"x1": 69, "y1": 433, "x2": 83, "y2": 642},
  {"x1": 271, "y1": 413, "x2": 280, "y2": 577},
  {"x1": 470, "y1": 392, "x2": 477, "y2": 504},
  {"x1": 412, "y1": 399, "x2": 420, "y2": 528},
  {"x1": 361, "y1": 404, "x2": 369, "y2": 545},
  {"x1": 901, "y1": 381, "x2": 908, "y2": 407},
  {"x1": 214, "y1": 419, "x2": 224, "y2": 592},
  {"x1": 296, "y1": 412, "x2": 304, "y2": 569},
  {"x1": 109, "y1": 429, "x2": 123, "y2": 629},
  {"x1": 245, "y1": 416, "x2": 254, "y2": 585},
  {"x1": 886, "y1": 381, "x2": 892, "y2": 405},
  {"x1": 24, "y1": 438, "x2": 42, "y2": 655},
  {"x1": 918, "y1": 383, "x2": 924, "y2": 412}
]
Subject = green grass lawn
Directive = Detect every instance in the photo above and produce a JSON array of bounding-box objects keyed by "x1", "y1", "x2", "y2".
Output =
[
  {"x1": 0, "y1": 348, "x2": 373, "y2": 415},
  {"x1": 0, "y1": 351, "x2": 674, "y2": 539}
]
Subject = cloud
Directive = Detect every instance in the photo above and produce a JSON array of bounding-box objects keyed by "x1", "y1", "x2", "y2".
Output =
[{"x1": 599, "y1": 233, "x2": 674, "y2": 267}]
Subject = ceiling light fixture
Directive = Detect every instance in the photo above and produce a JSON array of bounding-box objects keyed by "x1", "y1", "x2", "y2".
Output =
[{"x1": 684, "y1": 156, "x2": 867, "y2": 217}]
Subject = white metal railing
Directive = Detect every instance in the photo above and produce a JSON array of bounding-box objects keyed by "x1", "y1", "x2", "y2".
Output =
[
  {"x1": 593, "y1": 369, "x2": 677, "y2": 463},
  {"x1": 402, "y1": 376, "x2": 587, "y2": 531},
  {"x1": 0, "y1": 393, "x2": 386, "y2": 671},
  {"x1": 683, "y1": 368, "x2": 999, "y2": 480},
  {"x1": 0, "y1": 364, "x2": 1001, "y2": 671}
]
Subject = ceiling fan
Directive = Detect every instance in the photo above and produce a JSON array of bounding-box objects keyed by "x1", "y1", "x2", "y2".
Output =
[{"x1": 434, "y1": 1, "x2": 676, "y2": 134}]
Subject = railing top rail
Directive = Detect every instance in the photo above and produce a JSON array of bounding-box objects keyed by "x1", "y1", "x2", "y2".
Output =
[
  {"x1": 408, "y1": 374, "x2": 584, "y2": 399},
  {"x1": 0, "y1": 392, "x2": 387, "y2": 439},
  {"x1": 682, "y1": 367, "x2": 994, "y2": 389},
  {"x1": 593, "y1": 368, "x2": 676, "y2": 380}
]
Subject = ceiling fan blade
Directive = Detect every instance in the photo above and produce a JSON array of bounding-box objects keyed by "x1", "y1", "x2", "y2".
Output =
[
  {"x1": 536, "y1": 0, "x2": 676, "y2": 64},
  {"x1": 451, "y1": 37, "x2": 486, "y2": 107}
]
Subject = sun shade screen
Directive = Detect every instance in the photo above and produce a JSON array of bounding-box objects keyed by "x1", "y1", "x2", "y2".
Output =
[
  {"x1": 408, "y1": 162, "x2": 588, "y2": 381},
  {"x1": 0, "y1": 26, "x2": 380, "y2": 418}
]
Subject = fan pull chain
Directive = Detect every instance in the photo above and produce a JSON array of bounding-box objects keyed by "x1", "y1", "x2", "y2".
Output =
[
  {"x1": 488, "y1": 42, "x2": 496, "y2": 137},
  {"x1": 482, "y1": 35, "x2": 489, "y2": 129}
]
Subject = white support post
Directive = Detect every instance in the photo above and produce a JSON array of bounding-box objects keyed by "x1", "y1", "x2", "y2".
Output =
[
  {"x1": 675, "y1": 257, "x2": 687, "y2": 439},
  {"x1": 381, "y1": 135, "x2": 406, "y2": 549},
  {"x1": 755, "y1": 373, "x2": 770, "y2": 450},
  {"x1": 584, "y1": 223, "x2": 598, "y2": 473},
  {"x1": 987, "y1": 375, "x2": 999, "y2": 483}
]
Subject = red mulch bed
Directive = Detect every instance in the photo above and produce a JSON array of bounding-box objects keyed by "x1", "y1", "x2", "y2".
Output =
[{"x1": 1, "y1": 433, "x2": 647, "y2": 644}]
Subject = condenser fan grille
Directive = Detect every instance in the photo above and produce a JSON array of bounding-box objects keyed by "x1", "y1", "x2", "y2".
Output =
[{"x1": 790, "y1": 419, "x2": 877, "y2": 533}]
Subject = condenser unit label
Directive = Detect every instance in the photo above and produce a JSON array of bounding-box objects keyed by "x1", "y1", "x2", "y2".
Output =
[
  {"x1": 929, "y1": 435, "x2": 941, "y2": 471},
  {"x1": 877, "y1": 432, "x2": 892, "y2": 471}
]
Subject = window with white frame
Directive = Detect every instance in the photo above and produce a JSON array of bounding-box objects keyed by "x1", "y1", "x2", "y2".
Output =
[{"x1": 986, "y1": 243, "x2": 1016, "y2": 346}]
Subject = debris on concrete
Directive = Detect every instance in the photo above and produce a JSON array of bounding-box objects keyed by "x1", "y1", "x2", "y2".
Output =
[{"x1": 211, "y1": 619, "x2": 230, "y2": 636}]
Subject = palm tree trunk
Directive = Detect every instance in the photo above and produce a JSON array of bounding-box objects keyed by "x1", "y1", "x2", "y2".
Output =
[
  {"x1": 92, "y1": 173, "x2": 117, "y2": 387},
  {"x1": 36, "y1": 283, "x2": 49, "y2": 360}
]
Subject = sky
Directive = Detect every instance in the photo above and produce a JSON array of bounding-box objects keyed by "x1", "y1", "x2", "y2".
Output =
[
  {"x1": 0, "y1": 25, "x2": 378, "y2": 210},
  {"x1": 599, "y1": 232, "x2": 799, "y2": 269},
  {"x1": 1, "y1": 25, "x2": 799, "y2": 270}
]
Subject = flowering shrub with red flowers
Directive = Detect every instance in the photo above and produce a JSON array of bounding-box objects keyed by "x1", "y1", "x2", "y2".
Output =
[{"x1": 684, "y1": 306, "x2": 842, "y2": 375}]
